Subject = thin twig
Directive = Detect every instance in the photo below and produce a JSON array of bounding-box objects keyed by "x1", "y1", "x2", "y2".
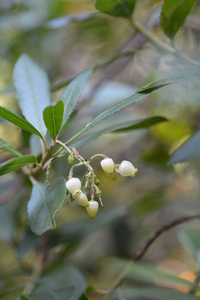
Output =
[
  {"x1": 134, "y1": 214, "x2": 200, "y2": 261},
  {"x1": 105, "y1": 214, "x2": 200, "y2": 296}
]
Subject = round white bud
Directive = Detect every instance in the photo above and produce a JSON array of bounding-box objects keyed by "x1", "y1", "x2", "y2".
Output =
[
  {"x1": 100, "y1": 158, "x2": 115, "y2": 175},
  {"x1": 74, "y1": 192, "x2": 89, "y2": 207},
  {"x1": 66, "y1": 177, "x2": 81, "y2": 194},
  {"x1": 86, "y1": 201, "x2": 99, "y2": 218},
  {"x1": 118, "y1": 160, "x2": 138, "y2": 177}
]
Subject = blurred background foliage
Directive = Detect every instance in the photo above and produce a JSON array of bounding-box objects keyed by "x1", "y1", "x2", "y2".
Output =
[{"x1": 1, "y1": 0, "x2": 200, "y2": 299}]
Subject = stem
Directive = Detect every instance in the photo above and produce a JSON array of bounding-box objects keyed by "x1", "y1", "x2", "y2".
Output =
[
  {"x1": 69, "y1": 162, "x2": 84, "y2": 178},
  {"x1": 131, "y1": 20, "x2": 199, "y2": 66},
  {"x1": 104, "y1": 214, "x2": 200, "y2": 297},
  {"x1": 88, "y1": 154, "x2": 106, "y2": 163}
]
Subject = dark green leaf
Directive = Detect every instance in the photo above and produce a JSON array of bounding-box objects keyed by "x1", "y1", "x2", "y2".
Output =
[
  {"x1": 13, "y1": 54, "x2": 51, "y2": 137},
  {"x1": 60, "y1": 68, "x2": 92, "y2": 129},
  {"x1": 0, "y1": 106, "x2": 44, "y2": 140},
  {"x1": 0, "y1": 155, "x2": 37, "y2": 176},
  {"x1": 28, "y1": 177, "x2": 66, "y2": 235},
  {"x1": 72, "y1": 116, "x2": 167, "y2": 148},
  {"x1": 0, "y1": 138, "x2": 22, "y2": 157},
  {"x1": 95, "y1": 0, "x2": 137, "y2": 19},
  {"x1": 160, "y1": 0, "x2": 196, "y2": 38},
  {"x1": 121, "y1": 287, "x2": 200, "y2": 300},
  {"x1": 168, "y1": 131, "x2": 200, "y2": 165},
  {"x1": 43, "y1": 100, "x2": 64, "y2": 139}
]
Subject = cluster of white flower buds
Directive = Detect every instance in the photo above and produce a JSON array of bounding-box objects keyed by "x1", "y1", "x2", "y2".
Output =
[
  {"x1": 100, "y1": 158, "x2": 138, "y2": 177},
  {"x1": 65, "y1": 151, "x2": 137, "y2": 219},
  {"x1": 66, "y1": 177, "x2": 99, "y2": 218}
]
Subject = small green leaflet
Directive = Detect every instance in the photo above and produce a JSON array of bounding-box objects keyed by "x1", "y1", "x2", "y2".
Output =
[
  {"x1": 0, "y1": 155, "x2": 37, "y2": 176},
  {"x1": 28, "y1": 177, "x2": 66, "y2": 235},
  {"x1": 60, "y1": 68, "x2": 93, "y2": 130},
  {"x1": 0, "y1": 138, "x2": 22, "y2": 157},
  {"x1": 0, "y1": 106, "x2": 44, "y2": 141},
  {"x1": 95, "y1": 0, "x2": 137, "y2": 19},
  {"x1": 160, "y1": 0, "x2": 196, "y2": 38},
  {"x1": 43, "y1": 100, "x2": 64, "y2": 139},
  {"x1": 13, "y1": 54, "x2": 51, "y2": 137}
]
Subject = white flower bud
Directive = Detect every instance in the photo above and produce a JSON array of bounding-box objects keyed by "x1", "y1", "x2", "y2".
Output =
[
  {"x1": 74, "y1": 192, "x2": 89, "y2": 207},
  {"x1": 100, "y1": 158, "x2": 115, "y2": 175},
  {"x1": 118, "y1": 160, "x2": 138, "y2": 177},
  {"x1": 86, "y1": 201, "x2": 99, "y2": 218},
  {"x1": 66, "y1": 177, "x2": 81, "y2": 194}
]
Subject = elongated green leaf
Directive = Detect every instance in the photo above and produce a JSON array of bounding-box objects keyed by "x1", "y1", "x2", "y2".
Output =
[
  {"x1": 121, "y1": 287, "x2": 200, "y2": 300},
  {"x1": 0, "y1": 106, "x2": 44, "y2": 140},
  {"x1": 13, "y1": 54, "x2": 51, "y2": 137},
  {"x1": 67, "y1": 65, "x2": 200, "y2": 146},
  {"x1": 22, "y1": 287, "x2": 74, "y2": 300},
  {"x1": 0, "y1": 138, "x2": 22, "y2": 157},
  {"x1": 168, "y1": 131, "x2": 200, "y2": 165},
  {"x1": 67, "y1": 84, "x2": 170, "y2": 145},
  {"x1": 0, "y1": 155, "x2": 37, "y2": 176},
  {"x1": 72, "y1": 116, "x2": 167, "y2": 149},
  {"x1": 28, "y1": 177, "x2": 66, "y2": 235},
  {"x1": 160, "y1": 0, "x2": 196, "y2": 38},
  {"x1": 43, "y1": 100, "x2": 64, "y2": 139},
  {"x1": 95, "y1": 0, "x2": 137, "y2": 19},
  {"x1": 60, "y1": 68, "x2": 92, "y2": 129},
  {"x1": 111, "y1": 260, "x2": 193, "y2": 287}
]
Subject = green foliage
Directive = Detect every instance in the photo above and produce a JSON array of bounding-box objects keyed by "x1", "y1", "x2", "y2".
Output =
[
  {"x1": 1, "y1": 1, "x2": 200, "y2": 299},
  {"x1": 43, "y1": 100, "x2": 64, "y2": 140},
  {"x1": 0, "y1": 155, "x2": 37, "y2": 175},
  {"x1": 95, "y1": 0, "x2": 137, "y2": 19},
  {"x1": 0, "y1": 106, "x2": 44, "y2": 141},
  {"x1": 0, "y1": 138, "x2": 22, "y2": 157},
  {"x1": 160, "y1": 0, "x2": 196, "y2": 38},
  {"x1": 60, "y1": 68, "x2": 93, "y2": 130},
  {"x1": 13, "y1": 54, "x2": 51, "y2": 137},
  {"x1": 28, "y1": 177, "x2": 66, "y2": 235}
]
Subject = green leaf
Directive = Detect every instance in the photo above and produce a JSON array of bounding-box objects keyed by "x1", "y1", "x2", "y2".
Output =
[
  {"x1": 160, "y1": 0, "x2": 196, "y2": 38},
  {"x1": 0, "y1": 155, "x2": 37, "y2": 176},
  {"x1": 28, "y1": 177, "x2": 66, "y2": 235},
  {"x1": 67, "y1": 84, "x2": 171, "y2": 145},
  {"x1": 121, "y1": 287, "x2": 200, "y2": 300},
  {"x1": 32, "y1": 264, "x2": 86, "y2": 300},
  {"x1": 179, "y1": 229, "x2": 200, "y2": 264},
  {"x1": 43, "y1": 100, "x2": 64, "y2": 139},
  {"x1": 168, "y1": 131, "x2": 200, "y2": 165},
  {"x1": 72, "y1": 116, "x2": 167, "y2": 148},
  {"x1": 0, "y1": 138, "x2": 22, "y2": 157},
  {"x1": 22, "y1": 287, "x2": 74, "y2": 300},
  {"x1": 60, "y1": 68, "x2": 92, "y2": 129},
  {"x1": 0, "y1": 106, "x2": 44, "y2": 140},
  {"x1": 67, "y1": 65, "x2": 200, "y2": 146},
  {"x1": 13, "y1": 54, "x2": 51, "y2": 137},
  {"x1": 95, "y1": 0, "x2": 137, "y2": 19}
]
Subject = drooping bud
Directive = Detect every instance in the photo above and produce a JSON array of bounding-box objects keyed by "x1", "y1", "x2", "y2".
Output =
[
  {"x1": 118, "y1": 160, "x2": 138, "y2": 177},
  {"x1": 68, "y1": 153, "x2": 75, "y2": 165},
  {"x1": 74, "y1": 192, "x2": 89, "y2": 207},
  {"x1": 86, "y1": 200, "x2": 99, "y2": 218},
  {"x1": 100, "y1": 158, "x2": 115, "y2": 175},
  {"x1": 66, "y1": 177, "x2": 81, "y2": 194}
]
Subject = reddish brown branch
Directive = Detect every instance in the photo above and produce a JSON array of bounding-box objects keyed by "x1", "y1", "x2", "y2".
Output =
[{"x1": 134, "y1": 214, "x2": 200, "y2": 261}]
